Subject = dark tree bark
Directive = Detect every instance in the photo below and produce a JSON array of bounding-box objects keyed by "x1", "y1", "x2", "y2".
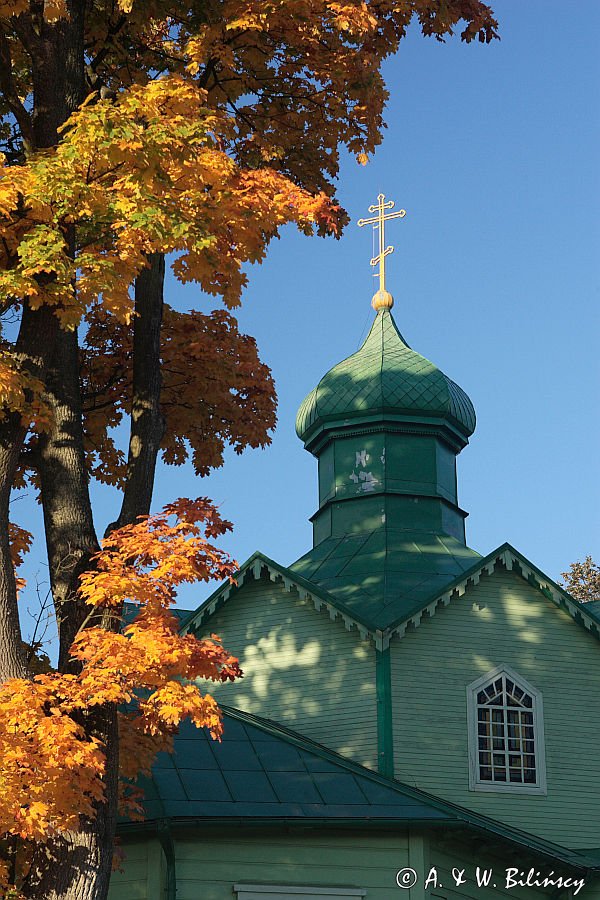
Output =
[
  {"x1": 114, "y1": 252, "x2": 166, "y2": 530},
  {"x1": 37, "y1": 324, "x2": 100, "y2": 671},
  {"x1": 0, "y1": 6, "x2": 124, "y2": 899},
  {"x1": 0, "y1": 303, "x2": 61, "y2": 683},
  {"x1": 20, "y1": 706, "x2": 119, "y2": 900}
]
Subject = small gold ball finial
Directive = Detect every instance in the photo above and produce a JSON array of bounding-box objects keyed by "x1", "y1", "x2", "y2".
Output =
[{"x1": 371, "y1": 289, "x2": 394, "y2": 311}]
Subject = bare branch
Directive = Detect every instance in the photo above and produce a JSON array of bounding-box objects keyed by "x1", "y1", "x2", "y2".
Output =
[{"x1": 0, "y1": 28, "x2": 35, "y2": 154}]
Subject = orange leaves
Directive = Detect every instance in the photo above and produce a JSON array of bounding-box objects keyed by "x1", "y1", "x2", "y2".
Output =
[
  {"x1": 79, "y1": 497, "x2": 235, "y2": 608},
  {"x1": 9, "y1": 521, "x2": 33, "y2": 595},
  {"x1": 0, "y1": 0, "x2": 499, "y2": 330},
  {"x1": 0, "y1": 498, "x2": 240, "y2": 845},
  {"x1": 0, "y1": 677, "x2": 105, "y2": 840},
  {"x1": 81, "y1": 304, "x2": 277, "y2": 484}
]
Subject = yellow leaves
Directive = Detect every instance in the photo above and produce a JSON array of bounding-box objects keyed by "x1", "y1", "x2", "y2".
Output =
[
  {"x1": 0, "y1": 0, "x2": 28, "y2": 19},
  {"x1": 0, "y1": 0, "x2": 68, "y2": 21},
  {"x1": 1, "y1": 67, "x2": 342, "y2": 323},
  {"x1": 0, "y1": 353, "x2": 52, "y2": 431},
  {"x1": 329, "y1": 1, "x2": 378, "y2": 36},
  {"x1": 43, "y1": 0, "x2": 67, "y2": 22}
]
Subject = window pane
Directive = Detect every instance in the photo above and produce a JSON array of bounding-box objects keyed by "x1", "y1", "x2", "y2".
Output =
[{"x1": 474, "y1": 671, "x2": 540, "y2": 791}]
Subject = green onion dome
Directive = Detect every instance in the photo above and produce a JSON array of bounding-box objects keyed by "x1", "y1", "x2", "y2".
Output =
[{"x1": 296, "y1": 308, "x2": 475, "y2": 448}]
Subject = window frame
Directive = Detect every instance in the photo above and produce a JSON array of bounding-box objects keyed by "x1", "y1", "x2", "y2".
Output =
[{"x1": 466, "y1": 664, "x2": 547, "y2": 795}]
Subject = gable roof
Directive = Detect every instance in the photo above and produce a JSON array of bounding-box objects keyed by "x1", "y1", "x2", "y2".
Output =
[
  {"x1": 120, "y1": 705, "x2": 599, "y2": 874},
  {"x1": 182, "y1": 545, "x2": 599, "y2": 651},
  {"x1": 180, "y1": 550, "x2": 376, "y2": 640},
  {"x1": 383, "y1": 542, "x2": 600, "y2": 648}
]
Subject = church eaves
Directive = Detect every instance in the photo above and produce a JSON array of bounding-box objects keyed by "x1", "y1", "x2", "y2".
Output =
[{"x1": 181, "y1": 545, "x2": 599, "y2": 652}]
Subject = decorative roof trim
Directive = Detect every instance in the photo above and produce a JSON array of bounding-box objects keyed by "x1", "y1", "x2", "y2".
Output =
[
  {"x1": 385, "y1": 543, "x2": 600, "y2": 645},
  {"x1": 181, "y1": 543, "x2": 598, "y2": 650},
  {"x1": 182, "y1": 551, "x2": 376, "y2": 644},
  {"x1": 301, "y1": 412, "x2": 469, "y2": 457}
]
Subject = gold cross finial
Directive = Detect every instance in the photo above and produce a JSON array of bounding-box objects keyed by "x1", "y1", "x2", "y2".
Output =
[{"x1": 357, "y1": 193, "x2": 406, "y2": 310}]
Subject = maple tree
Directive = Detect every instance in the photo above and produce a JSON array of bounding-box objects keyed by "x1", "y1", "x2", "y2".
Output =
[
  {"x1": 562, "y1": 556, "x2": 600, "y2": 605},
  {"x1": 0, "y1": 0, "x2": 499, "y2": 898}
]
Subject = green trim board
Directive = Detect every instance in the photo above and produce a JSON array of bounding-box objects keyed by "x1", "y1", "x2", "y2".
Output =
[
  {"x1": 119, "y1": 705, "x2": 600, "y2": 877},
  {"x1": 183, "y1": 544, "x2": 599, "y2": 651},
  {"x1": 375, "y1": 648, "x2": 393, "y2": 778}
]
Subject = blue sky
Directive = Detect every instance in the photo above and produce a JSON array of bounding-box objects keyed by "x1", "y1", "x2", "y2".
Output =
[{"x1": 17, "y1": 0, "x2": 600, "y2": 630}]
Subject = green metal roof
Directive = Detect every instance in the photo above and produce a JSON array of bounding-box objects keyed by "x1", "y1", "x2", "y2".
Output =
[
  {"x1": 583, "y1": 599, "x2": 600, "y2": 624},
  {"x1": 121, "y1": 705, "x2": 600, "y2": 874},
  {"x1": 290, "y1": 529, "x2": 481, "y2": 630},
  {"x1": 296, "y1": 309, "x2": 476, "y2": 446},
  {"x1": 133, "y1": 706, "x2": 452, "y2": 825}
]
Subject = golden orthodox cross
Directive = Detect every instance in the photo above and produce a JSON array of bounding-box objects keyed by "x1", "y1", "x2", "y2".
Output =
[{"x1": 357, "y1": 193, "x2": 406, "y2": 295}]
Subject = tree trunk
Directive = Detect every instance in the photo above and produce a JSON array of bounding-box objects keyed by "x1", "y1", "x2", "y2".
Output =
[
  {"x1": 1, "y1": 7, "x2": 121, "y2": 899},
  {"x1": 38, "y1": 325, "x2": 100, "y2": 670},
  {"x1": 20, "y1": 706, "x2": 119, "y2": 900},
  {"x1": 0, "y1": 303, "x2": 62, "y2": 683},
  {"x1": 113, "y1": 252, "x2": 166, "y2": 530}
]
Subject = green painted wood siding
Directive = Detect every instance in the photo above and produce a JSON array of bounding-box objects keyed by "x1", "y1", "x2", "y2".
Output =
[
  {"x1": 390, "y1": 565, "x2": 600, "y2": 848},
  {"x1": 108, "y1": 830, "x2": 600, "y2": 900},
  {"x1": 428, "y1": 840, "x2": 598, "y2": 899},
  {"x1": 173, "y1": 832, "x2": 407, "y2": 900},
  {"x1": 200, "y1": 574, "x2": 378, "y2": 769},
  {"x1": 108, "y1": 839, "x2": 163, "y2": 900}
]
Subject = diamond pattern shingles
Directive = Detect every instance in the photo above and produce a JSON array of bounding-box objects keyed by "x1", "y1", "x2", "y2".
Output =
[{"x1": 296, "y1": 310, "x2": 475, "y2": 441}]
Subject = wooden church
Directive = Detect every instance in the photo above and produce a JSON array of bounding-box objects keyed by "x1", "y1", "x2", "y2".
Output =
[{"x1": 109, "y1": 197, "x2": 600, "y2": 900}]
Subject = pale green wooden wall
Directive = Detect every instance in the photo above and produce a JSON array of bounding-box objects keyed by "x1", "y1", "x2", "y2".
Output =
[
  {"x1": 390, "y1": 565, "x2": 600, "y2": 849},
  {"x1": 201, "y1": 574, "x2": 378, "y2": 769},
  {"x1": 108, "y1": 838, "x2": 163, "y2": 900},
  {"x1": 108, "y1": 830, "x2": 599, "y2": 899}
]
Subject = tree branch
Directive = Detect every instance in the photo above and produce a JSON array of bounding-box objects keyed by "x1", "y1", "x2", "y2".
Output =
[
  {"x1": 0, "y1": 28, "x2": 35, "y2": 154},
  {"x1": 111, "y1": 252, "x2": 166, "y2": 532}
]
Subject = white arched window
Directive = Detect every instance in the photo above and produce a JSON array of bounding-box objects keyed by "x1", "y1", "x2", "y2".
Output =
[{"x1": 467, "y1": 665, "x2": 546, "y2": 794}]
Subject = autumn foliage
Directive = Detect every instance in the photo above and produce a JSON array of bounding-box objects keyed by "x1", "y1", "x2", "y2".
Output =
[
  {"x1": 0, "y1": 0, "x2": 499, "y2": 896},
  {"x1": 0, "y1": 500, "x2": 240, "y2": 873},
  {"x1": 562, "y1": 556, "x2": 600, "y2": 605}
]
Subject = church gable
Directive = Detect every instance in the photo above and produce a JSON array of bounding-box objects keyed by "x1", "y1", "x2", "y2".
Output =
[
  {"x1": 189, "y1": 565, "x2": 378, "y2": 770},
  {"x1": 389, "y1": 560, "x2": 600, "y2": 849},
  {"x1": 383, "y1": 543, "x2": 599, "y2": 646}
]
